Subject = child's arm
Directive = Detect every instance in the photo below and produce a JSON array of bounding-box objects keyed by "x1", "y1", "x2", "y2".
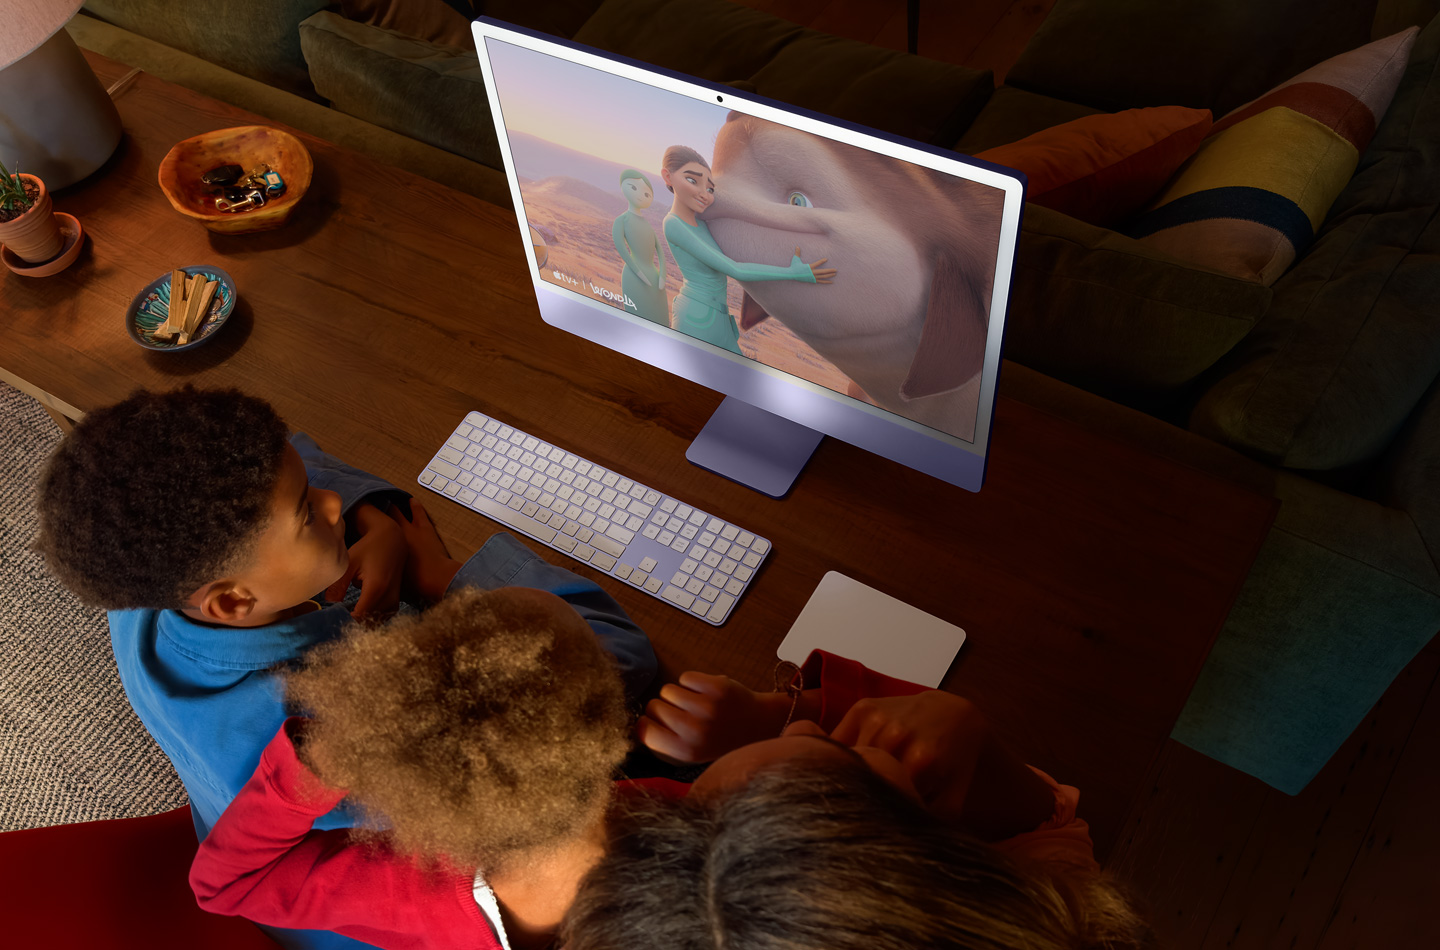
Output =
[
  {"x1": 323, "y1": 502, "x2": 406, "y2": 619},
  {"x1": 190, "y1": 719, "x2": 480, "y2": 945},
  {"x1": 638, "y1": 652, "x2": 1053, "y2": 840},
  {"x1": 389, "y1": 501, "x2": 658, "y2": 701},
  {"x1": 291, "y1": 432, "x2": 411, "y2": 617}
]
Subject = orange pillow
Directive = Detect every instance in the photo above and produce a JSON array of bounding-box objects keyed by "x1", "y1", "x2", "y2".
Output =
[{"x1": 976, "y1": 106, "x2": 1212, "y2": 227}]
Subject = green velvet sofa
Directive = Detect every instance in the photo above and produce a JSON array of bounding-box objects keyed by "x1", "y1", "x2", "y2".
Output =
[{"x1": 66, "y1": 0, "x2": 1440, "y2": 794}]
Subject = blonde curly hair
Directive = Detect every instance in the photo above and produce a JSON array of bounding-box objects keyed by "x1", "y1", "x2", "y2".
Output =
[{"x1": 286, "y1": 586, "x2": 631, "y2": 873}]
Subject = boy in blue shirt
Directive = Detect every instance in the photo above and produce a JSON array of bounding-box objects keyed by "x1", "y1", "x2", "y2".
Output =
[{"x1": 35, "y1": 386, "x2": 656, "y2": 950}]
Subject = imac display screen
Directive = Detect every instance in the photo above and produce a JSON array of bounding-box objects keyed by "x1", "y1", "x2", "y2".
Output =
[{"x1": 474, "y1": 24, "x2": 1024, "y2": 492}]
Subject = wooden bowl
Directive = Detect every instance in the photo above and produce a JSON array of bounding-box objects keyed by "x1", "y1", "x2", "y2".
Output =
[{"x1": 157, "y1": 126, "x2": 312, "y2": 234}]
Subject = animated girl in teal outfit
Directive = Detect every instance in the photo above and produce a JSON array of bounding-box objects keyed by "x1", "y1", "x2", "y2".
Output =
[
  {"x1": 612, "y1": 170, "x2": 669, "y2": 325},
  {"x1": 659, "y1": 145, "x2": 835, "y2": 354}
]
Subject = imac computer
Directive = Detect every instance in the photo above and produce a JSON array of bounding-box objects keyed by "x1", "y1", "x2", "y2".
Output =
[{"x1": 471, "y1": 19, "x2": 1026, "y2": 496}]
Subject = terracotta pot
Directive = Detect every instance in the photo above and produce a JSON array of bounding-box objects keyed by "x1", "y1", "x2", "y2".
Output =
[{"x1": 0, "y1": 174, "x2": 65, "y2": 263}]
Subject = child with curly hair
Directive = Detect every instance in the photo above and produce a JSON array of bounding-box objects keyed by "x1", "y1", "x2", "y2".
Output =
[
  {"x1": 190, "y1": 584, "x2": 640, "y2": 950},
  {"x1": 35, "y1": 386, "x2": 655, "y2": 950}
]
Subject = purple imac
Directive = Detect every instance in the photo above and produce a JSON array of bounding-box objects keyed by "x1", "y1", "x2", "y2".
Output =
[{"x1": 471, "y1": 19, "x2": 1025, "y2": 497}]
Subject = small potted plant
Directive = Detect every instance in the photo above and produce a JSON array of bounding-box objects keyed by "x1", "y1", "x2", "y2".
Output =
[{"x1": 0, "y1": 159, "x2": 65, "y2": 264}]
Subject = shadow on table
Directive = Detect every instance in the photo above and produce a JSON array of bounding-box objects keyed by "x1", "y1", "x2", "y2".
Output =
[
  {"x1": 203, "y1": 154, "x2": 341, "y2": 252},
  {"x1": 143, "y1": 297, "x2": 254, "y2": 376}
]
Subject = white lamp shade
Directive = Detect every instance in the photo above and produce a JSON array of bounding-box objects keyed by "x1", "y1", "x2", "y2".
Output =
[
  {"x1": 0, "y1": 0, "x2": 85, "y2": 68},
  {"x1": 0, "y1": 7, "x2": 123, "y2": 189}
]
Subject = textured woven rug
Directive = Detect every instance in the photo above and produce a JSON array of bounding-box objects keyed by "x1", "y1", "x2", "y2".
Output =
[{"x1": 0, "y1": 381, "x2": 185, "y2": 831}]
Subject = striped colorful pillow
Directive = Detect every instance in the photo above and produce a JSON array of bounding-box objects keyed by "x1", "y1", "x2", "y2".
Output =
[{"x1": 1127, "y1": 28, "x2": 1418, "y2": 284}]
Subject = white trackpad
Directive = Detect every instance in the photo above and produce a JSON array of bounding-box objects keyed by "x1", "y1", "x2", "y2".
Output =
[{"x1": 776, "y1": 572, "x2": 966, "y2": 688}]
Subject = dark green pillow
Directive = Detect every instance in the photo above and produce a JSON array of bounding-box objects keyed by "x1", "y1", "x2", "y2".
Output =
[
  {"x1": 83, "y1": 0, "x2": 328, "y2": 98},
  {"x1": 1001, "y1": 205, "x2": 1271, "y2": 407},
  {"x1": 574, "y1": 0, "x2": 991, "y2": 145},
  {"x1": 298, "y1": 12, "x2": 501, "y2": 170},
  {"x1": 1006, "y1": 0, "x2": 1376, "y2": 116}
]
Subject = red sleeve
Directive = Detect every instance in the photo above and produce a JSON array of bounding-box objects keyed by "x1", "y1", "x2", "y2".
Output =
[
  {"x1": 801, "y1": 650, "x2": 928, "y2": 731},
  {"x1": 189, "y1": 718, "x2": 495, "y2": 950}
]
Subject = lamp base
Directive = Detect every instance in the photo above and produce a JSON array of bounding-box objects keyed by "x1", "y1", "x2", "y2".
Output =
[{"x1": 0, "y1": 28, "x2": 123, "y2": 190}]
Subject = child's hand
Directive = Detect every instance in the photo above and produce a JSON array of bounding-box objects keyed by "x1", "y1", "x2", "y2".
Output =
[
  {"x1": 326, "y1": 502, "x2": 406, "y2": 620},
  {"x1": 637, "y1": 672, "x2": 794, "y2": 764},
  {"x1": 828, "y1": 691, "x2": 987, "y2": 820},
  {"x1": 387, "y1": 499, "x2": 463, "y2": 605}
]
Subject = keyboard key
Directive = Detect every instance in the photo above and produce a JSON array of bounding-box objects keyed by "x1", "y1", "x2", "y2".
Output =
[
  {"x1": 688, "y1": 511, "x2": 706, "y2": 526},
  {"x1": 662, "y1": 585, "x2": 696, "y2": 609},
  {"x1": 713, "y1": 540, "x2": 730, "y2": 557},
  {"x1": 671, "y1": 538, "x2": 689, "y2": 553},
  {"x1": 724, "y1": 578, "x2": 744, "y2": 596},
  {"x1": 671, "y1": 571, "x2": 689, "y2": 587},
  {"x1": 685, "y1": 578, "x2": 705, "y2": 596},
  {"x1": 658, "y1": 531, "x2": 675, "y2": 546},
  {"x1": 707, "y1": 593, "x2": 736, "y2": 623},
  {"x1": 642, "y1": 524, "x2": 660, "y2": 540},
  {"x1": 737, "y1": 531, "x2": 754, "y2": 547},
  {"x1": 605, "y1": 524, "x2": 635, "y2": 546},
  {"x1": 752, "y1": 538, "x2": 771, "y2": 554},
  {"x1": 660, "y1": 498, "x2": 677, "y2": 513},
  {"x1": 734, "y1": 566, "x2": 753, "y2": 582},
  {"x1": 614, "y1": 563, "x2": 633, "y2": 580},
  {"x1": 742, "y1": 552, "x2": 763, "y2": 568},
  {"x1": 429, "y1": 459, "x2": 461, "y2": 479},
  {"x1": 438, "y1": 445, "x2": 464, "y2": 464},
  {"x1": 553, "y1": 534, "x2": 577, "y2": 553},
  {"x1": 695, "y1": 565, "x2": 713, "y2": 583},
  {"x1": 643, "y1": 576, "x2": 664, "y2": 594},
  {"x1": 699, "y1": 532, "x2": 716, "y2": 547},
  {"x1": 721, "y1": 524, "x2": 739, "y2": 541},
  {"x1": 592, "y1": 534, "x2": 625, "y2": 558},
  {"x1": 699, "y1": 585, "x2": 720, "y2": 603},
  {"x1": 703, "y1": 552, "x2": 722, "y2": 568},
  {"x1": 419, "y1": 470, "x2": 435, "y2": 485},
  {"x1": 575, "y1": 543, "x2": 595, "y2": 561},
  {"x1": 631, "y1": 570, "x2": 648, "y2": 586},
  {"x1": 592, "y1": 552, "x2": 617, "y2": 571},
  {"x1": 433, "y1": 476, "x2": 450, "y2": 492},
  {"x1": 676, "y1": 505, "x2": 693, "y2": 520}
]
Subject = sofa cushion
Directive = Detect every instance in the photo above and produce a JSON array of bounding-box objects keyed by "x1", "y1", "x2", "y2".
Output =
[
  {"x1": 573, "y1": 0, "x2": 992, "y2": 145},
  {"x1": 1001, "y1": 205, "x2": 1271, "y2": 406},
  {"x1": 1127, "y1": 28, "x2": 1417, "y2": 285},
  {"x1": 1191, "y1": 13, "x2": 1440, "y2": 471},
  {"x1": 83, "y1": 0, "x2": 328, "y2": 99},
  {"x1": 479, "y1": 0, "x2": 605, "y2": 39},
  {"x1": 1005, "y1": 0, "x2": 1377, "y2": 116},
  {"x1": 952, "y1": 85, "x2": 1104, "y2": 154},
  {"x1": 976, "y1": 106, "x2": 1212, "y2": 227},
  {"x1": 338, "y1": 0, "x2": 475, "y2": 49},
  {"x1": 298, "y1": 11, "x2": 501, "y2": 170}
]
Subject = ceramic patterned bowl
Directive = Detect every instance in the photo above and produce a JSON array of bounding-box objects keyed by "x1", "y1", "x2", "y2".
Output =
[
  {"x1": 157, "y1": 125, "x2": 312, "y2": 234},
  {"x1": 127, "y1": 265, "x2": 237, "y2": 352}
]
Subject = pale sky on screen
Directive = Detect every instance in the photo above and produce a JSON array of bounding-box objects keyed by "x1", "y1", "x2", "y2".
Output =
[{"x1": 485, "y1": 37, "x2": 732, "y2": 173}]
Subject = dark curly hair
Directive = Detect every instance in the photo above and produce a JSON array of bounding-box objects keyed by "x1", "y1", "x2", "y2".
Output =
[
  {"x1": 35, "y1": 386, "x2": 290, "y2": 609},
  {"x1": 565, "y1": 758, "x2": 1157, "y2": 950},
  {"x1": 286, "y1": 586, "x2": 631, "y2": 874}
]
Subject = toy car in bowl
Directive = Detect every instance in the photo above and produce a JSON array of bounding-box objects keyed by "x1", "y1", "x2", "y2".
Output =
[{"x1": 127, "y1": 266, "x2": 237, "y2": 352}]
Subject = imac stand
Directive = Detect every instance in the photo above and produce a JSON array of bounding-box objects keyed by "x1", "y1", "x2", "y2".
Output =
[{"x1": 686, "y1": 396, "x2": 824, "y2": 498}]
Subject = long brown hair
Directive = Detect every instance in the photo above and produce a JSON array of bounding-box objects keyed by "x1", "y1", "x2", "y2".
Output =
[
  {"x1": 567, "y1": 759, "x2": 1157, "y2": 950},
  {"x1": 661, "y1": 145, "x2": 710, "y2": 192}
]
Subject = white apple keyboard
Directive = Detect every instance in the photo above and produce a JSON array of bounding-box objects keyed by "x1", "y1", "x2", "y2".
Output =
[{"x1": 418, "y1": 412, "x2": 770, "y2": 624}]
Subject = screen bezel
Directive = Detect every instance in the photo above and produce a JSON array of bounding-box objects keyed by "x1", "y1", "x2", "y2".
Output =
[{"x1": 472, "y1": 18, "x2": 1026, "y2": 491}]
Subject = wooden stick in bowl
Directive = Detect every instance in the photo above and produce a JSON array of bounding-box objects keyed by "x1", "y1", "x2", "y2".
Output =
[
  {"x1": 179, "y1": 277, "x2": 218, "y2": 344},
  {"x1": 154, "y1": 269, "x2": 188, "y2": 341}
]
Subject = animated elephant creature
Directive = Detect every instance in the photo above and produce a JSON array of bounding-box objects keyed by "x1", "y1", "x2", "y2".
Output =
[{"x1": 704, "y1": 113, "x2": 1005, "y2": 442}]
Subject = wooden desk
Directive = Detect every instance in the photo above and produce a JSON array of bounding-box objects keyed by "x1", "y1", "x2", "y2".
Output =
[{"x1": 0, "y1": 54, "x2": 1275, "y2": 858}]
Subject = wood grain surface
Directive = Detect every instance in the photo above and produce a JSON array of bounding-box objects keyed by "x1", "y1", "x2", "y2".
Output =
[{"x1": 0, "y1": 53, "x2": 1276, "y2": 857}]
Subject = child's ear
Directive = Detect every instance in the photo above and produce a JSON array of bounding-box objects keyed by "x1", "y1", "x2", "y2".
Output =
[{"x1": 192, "y1": 580, "x2": 258, "y2": 624}]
